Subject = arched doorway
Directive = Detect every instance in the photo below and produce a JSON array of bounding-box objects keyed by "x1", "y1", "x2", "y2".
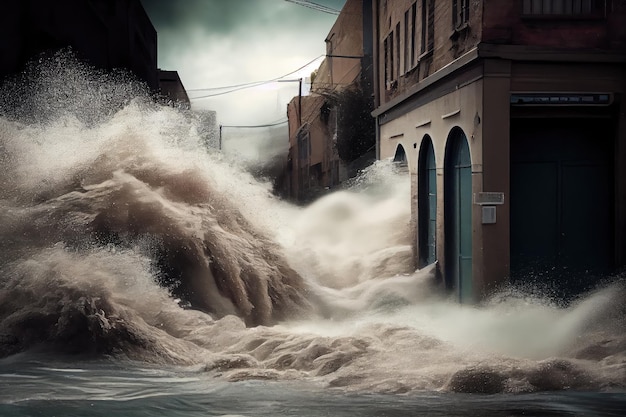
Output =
[
  {"x1": 444, "y1": 127, "x2": 473, "y2": 303},
  {"x1": 418, "y1": 136, "x2": 436, "y2": 266},
  {"x1": 393, "y1": 144, "x2": 407, "y2": 165}
]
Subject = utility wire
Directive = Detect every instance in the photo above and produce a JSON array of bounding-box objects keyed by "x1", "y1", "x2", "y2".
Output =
[
  {"x1": 284, "y1": 0, "x2": 341, "y2": 15},
  {"x1": 296, "y1": 60, "x2": 363, "y2": 126},
  {"x1": 221, "y1": 119, "x2": 288, "y2": 129},
  {"x1": 188, "y1": 55, "x2": 323, "y2": 99},
  {"x1": 187, "y1": 79, "x2": 269, "y2": 93}
]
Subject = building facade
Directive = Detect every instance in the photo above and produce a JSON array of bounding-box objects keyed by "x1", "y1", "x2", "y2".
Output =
[
  {"x1": 158, "y1": 69, "x2": 190, "y2": 108},
  {"x1": 0, "y1": 0, "x2": 158, "y2": 90},
  {"x1": 373, "y1": 0, "x2": 626, "y2": 301},
  {"x1": 285, "y1": 0, "x2": 374, "y2": 202}
]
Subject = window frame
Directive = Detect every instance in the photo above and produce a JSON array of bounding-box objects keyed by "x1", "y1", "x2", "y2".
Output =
[
  {"x1": 521, "y1": 0, "x2": 606, "y2": 19},
  {"x1": 453, "y1": 0, "x2": 470, "y2": 29},
  {"x1": 420, "y1": 0, "x2": 434, "y2": 56}
]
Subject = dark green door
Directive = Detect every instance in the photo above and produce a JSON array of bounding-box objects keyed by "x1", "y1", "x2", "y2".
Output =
[
  {"x1": 510, "y1": 118, "x2": 613, "y2": 298},
  {"x1": 418, "y1": 137, "x2": 437, "y2": 266},
  {"x1": 445, "y1": 129, "x2": 473, "y2": 303}
]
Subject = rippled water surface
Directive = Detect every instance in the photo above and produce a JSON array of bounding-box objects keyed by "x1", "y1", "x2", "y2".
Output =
[{"x1": 1, "y1": 357, "x2": 625, "y2": 417}]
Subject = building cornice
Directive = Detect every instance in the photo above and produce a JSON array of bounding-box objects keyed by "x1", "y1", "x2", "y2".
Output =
[
  {"x1": 372, "y1": 47, "x2": 479, "y2": 118},
  {"x1": 477, "y1": 43, "x2": 626, "y2": 64},
  {"x1": 372, "y1": 43, "x2": 626, "y2": 120}
]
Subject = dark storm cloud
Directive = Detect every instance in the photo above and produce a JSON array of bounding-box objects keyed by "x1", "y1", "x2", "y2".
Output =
[
  {"x1": 141, "y1": 0, "x2": 346, "y2": 35},
  {"x1": 138, "y1": 0, "x2": 347, "y2": 153},
  {"x1": 141, "y1": 0, "x2": 262, "y2": 34},
  {"x1": 140, "y1": 0, "x2": 347, "y2": 84}
]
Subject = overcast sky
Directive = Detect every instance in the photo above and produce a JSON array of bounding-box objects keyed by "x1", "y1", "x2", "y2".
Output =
[{"x1": 141, "y1": 0, "x2": 347, "y2": 132}]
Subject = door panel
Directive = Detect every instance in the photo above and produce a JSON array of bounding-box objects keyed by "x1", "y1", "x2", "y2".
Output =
[
  {"x1": 510, "y1": 118, "x2": 613, "y2": 298},
  {"x1": 561, "y1": 163, "x2": 612, "y2": 274},
  {"x1": 445, "y1": 129, "x2": 473, "y2": 303},
  {"x1": 427, "y1": 150, "x2": 437, "y2": 265},
  {"x1": 458, "y1": 157, "x2": 473, "y2": 302},
  {"x1": 510, "y1": 162, "x2": 559, "y2": 274},
  {"x1": 419, "y1": 139, "x2": 437, "y2": 266}
]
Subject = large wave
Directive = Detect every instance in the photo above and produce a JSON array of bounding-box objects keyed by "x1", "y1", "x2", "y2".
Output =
[{"x1": 0, "y1": 53, "x2": 624, "y2": 394}]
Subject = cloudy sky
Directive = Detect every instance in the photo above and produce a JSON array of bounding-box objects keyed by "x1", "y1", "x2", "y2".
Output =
[{"x1": 141, "y1": 0, "x2": 347, "y2": 137}]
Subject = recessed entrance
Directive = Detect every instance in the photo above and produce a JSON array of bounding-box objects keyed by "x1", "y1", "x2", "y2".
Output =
[{"x1": 510, "y1": 118, "x2": 614, "y2": 299}]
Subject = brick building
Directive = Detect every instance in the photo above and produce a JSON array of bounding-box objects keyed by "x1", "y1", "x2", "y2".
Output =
[
  {"x1": 372, "y1": 0, "x2": 626, "y2": 301},
  {"x1": 285, "y1": 0, "x2": 374, "y2": 202}
]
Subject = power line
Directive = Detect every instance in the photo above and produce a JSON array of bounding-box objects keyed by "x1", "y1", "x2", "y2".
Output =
[
  {"x1": 296, "y1": 60, "x2": 363, "y2": 126},
  {"x1": 187, "y1": 79, "x2": 269, "y2": 93},
  {"x1": 188, "y1": 55, "x2": 323, "y2": 99},
  {"x1": 284, "y1": 0, "x2": 341, "y2": 15},
  {"x1": 221, "y1": 119, "x2": 288, "y2": 129}
]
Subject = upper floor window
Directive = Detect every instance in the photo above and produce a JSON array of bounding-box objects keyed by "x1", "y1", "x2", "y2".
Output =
[
  {"x1": 453, "y1": 0, "x2": 469, "y2": 28},
  {"x1": 404, "y1": 9, "x2": 410, "y2": 73},
  {"x1": 410, "y1": 2, "x2": 417, "y2": 66},
  {"x1": 522, "y1": 0, "x2": 605, "y2": 16},
  {"x1": 396, "y1": 23, "x2": 401, "y2": 79},
  {"x1": 384, "y1": 31, "x2": 396, "y2": 89},
  {"x1": 297, "y1": 130, "x2": 309, "y2": 160},
  {"x1": 421, "y1": 0, "x2": 434, "y2": 54}
]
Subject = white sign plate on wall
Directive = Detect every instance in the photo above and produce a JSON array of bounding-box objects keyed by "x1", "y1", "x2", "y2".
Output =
[{"x1": 474, "y1": 192, "x2": 505, "y2": 205}]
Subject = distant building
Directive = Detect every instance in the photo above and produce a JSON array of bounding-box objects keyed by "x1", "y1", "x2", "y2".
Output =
[
  {"x1": 284, "y1": 0, "x2": 374, "y2": 202},
  {"x1": 158, "y1": 69, "x2": 190, "y2": 108},
  {"x1": 0, "y1": 0, "x2": 158, "y2": 90},
  {"x1": 372, "y1": 0, "x2": 626, "y2": 301}
]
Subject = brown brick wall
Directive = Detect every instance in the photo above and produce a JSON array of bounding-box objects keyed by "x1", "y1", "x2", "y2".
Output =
[
  {"x1": 376, "y1": 0, "x2": 482, "y2": 106},
  {"x1": 376, "y1": 0, "x2": 625, "y2": 109},
  {"x1": 483, "y1": 0, "x2": 626, "y2": 50}
]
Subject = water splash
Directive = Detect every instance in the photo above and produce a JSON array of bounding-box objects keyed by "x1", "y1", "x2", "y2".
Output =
[{"x1": 0, "y1": 53, "x2": 625, "y2": 394}]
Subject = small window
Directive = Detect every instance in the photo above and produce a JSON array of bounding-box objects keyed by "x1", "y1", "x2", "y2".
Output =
[
  {"x1": 420, "y1": 0, "x2": 435, "y2": 54},
  {"x1": 298, "y1": 130, "x2": 309, "y2": 160},
  {"x1": 404, "y1": 9, "x2": 410, "y2": 73},
  {"x1": 393, "y1": 145, "x2": 408, "y2": 169},
  {"x1": 384, "y1": 31, "x2": 396, "y2": 86},
  {"x1": 384, "y1": 31, "x2": 397, "y2": 90},
  {"x1": 453, "y1": 0, "x2": 469, "y2": 28},
  {"x1": 396, "y1": 23, "x2": 401, "y2": 79},
  {"x1": 410, "y1": 2, "x2": 417, "y2": 66},
  {"x1": 522, "y1": 0, "x2": 605, "y2": 16}
]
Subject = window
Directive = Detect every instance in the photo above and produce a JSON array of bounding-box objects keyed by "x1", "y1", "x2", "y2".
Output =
[
  {"x1": 298, "y1": 130, "x2": 309, "y2": 161},
  {"x1": 410, "y1": 2, "x2": 417, "y2": 66},
  {"x1": 384, "y1": 32, "x2": 396, "y2": 89},
  {"x1": 522, "y1": 0, "x2": 604, "y2": 16},
  {"x1": 384, "y1": 36, "x2": 388, "y2": 85},
  {"x1": 390, "y1": 32, "x2": 394, "y2": 81},
  {"x1": 453, "y1": 0, "x2": 469, "y2": 28},
  {"x1": 421, "y1": 0, "x2": 434, "y2": 54},
  {"x1": 396, "y1": 23, "x2": 401, "y2": 79},
  {"x1": 404, "y1": 10, "x2": 410, "y2": 73},
  {"x1": 393, "y1": 145, "x2": 408, "y2": 168},
  {"x1": 427, "y1": 0, "x2": 434, "y2": 52}
]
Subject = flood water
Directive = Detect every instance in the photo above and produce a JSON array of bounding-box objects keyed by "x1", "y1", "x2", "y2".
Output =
[{"x1": 0, "y1": 54, "x2": 625, "y2": 416}]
